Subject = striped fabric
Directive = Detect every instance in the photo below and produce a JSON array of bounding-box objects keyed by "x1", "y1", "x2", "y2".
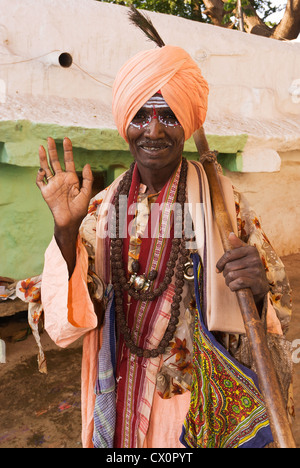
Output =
[
  {"x1": 93, "y1": 286, "x2": 116, "y2": 448},
  {"x1": 113, "y1": 162, "x2": 182, "y2": 447}
]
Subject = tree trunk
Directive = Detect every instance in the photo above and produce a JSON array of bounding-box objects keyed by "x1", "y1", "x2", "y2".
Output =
[
  {"x1": 202, "y1": 0, "x2": 225, "y2": 25},
  {"x1": 200, "y1": 0, "x2": 300, "y2": 40},
  {"x1": 242, "y1": 3, "x2": 273, "y2": 37},
  {"x1": 271, "y1": 0, "x2": 300, "y2": 40}
]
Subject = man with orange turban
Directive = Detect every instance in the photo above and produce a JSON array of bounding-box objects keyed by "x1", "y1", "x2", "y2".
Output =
[
  {"x1": 36, "y1": 45, "x2": 292, "y2": 449},
  {"x1": 112, "y1": 45, "x2": 209, "y2": 142}
]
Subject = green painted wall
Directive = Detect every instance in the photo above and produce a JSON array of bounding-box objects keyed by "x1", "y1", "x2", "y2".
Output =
[
  {"x1": 0, "y1": 163, "x2": 53, "y2": 279},
  {"x1": 0, "y1": 120, "x2": 248, "y2": 168},
  {"x1": 0, "y1": 120, "x2": 248, "y2": 280}
]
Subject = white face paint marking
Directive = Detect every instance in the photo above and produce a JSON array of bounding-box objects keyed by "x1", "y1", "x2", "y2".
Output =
[
  {"x1": 129, "y1": 94, "x2": 181, "y2": 129},
  {"x1": 142, "y1": 95, "x2": 169, "y2": 109}
]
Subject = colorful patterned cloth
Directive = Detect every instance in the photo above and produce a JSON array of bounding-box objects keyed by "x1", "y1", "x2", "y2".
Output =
[
  {"x1": 6, "y1": 161, "x2": 293, "y2": 447},
  {"x1": 86, "y1": 166, "x2": 292, "y2": 448},
  {"x1": 85, "y1": 168, "x2": 292, "y2": 447},
  {"x1": 181, "y1": 254, "x2": 273, "y2": 448}
]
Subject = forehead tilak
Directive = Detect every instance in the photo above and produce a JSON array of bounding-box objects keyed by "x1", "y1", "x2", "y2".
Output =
[{"x1": 142, "y1": 95, "x2": 170, "y2": 109}]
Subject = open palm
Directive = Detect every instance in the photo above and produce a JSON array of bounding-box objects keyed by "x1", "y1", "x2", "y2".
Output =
[{"x1": 36, "y1": 137, "x2": 93, "y2": 231}]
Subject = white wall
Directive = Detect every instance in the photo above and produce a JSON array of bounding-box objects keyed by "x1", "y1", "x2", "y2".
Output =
[
  {"x1": 0, "y1": 0, "x2": 299, "y2": 149},
  {"x1": 0, "y1": 0, "x2": 300, "y2": 255}
]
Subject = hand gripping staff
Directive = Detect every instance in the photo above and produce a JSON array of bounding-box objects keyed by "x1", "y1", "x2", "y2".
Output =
[
  {"x1": 127, "y1": 5, "x2": 296, "y2": 448},
  {"x1": 193, "y1": 127, "x2": 296, "y2": 448}
]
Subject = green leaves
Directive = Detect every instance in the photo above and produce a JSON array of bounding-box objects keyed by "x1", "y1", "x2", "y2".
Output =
[{"x1": 96, "y1": 0, "x2": 285, "y2": 27}]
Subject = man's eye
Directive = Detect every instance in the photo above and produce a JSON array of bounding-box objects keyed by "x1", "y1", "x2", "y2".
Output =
[
  {"x1": 132, "y1": 111, "x2": 148, "y2": 122},
  {"x1": 166, "y1": 113, "x2": 177, "y2": 121},
  {"x1": 161, "y1": 112, "x2": 179, "y2": 125}
]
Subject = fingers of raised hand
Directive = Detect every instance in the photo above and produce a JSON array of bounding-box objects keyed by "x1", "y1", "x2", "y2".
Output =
[
  {"x1": 37, "y1": 137, "x2": 78, "y2": 187},
  {"x1": 37, "y1": 138, "x2": 61, "y2": 185},
  {"x1": 36, "y1": 146, "x2": 53, "y2": 188},
  {"x1": 47, "y1": 137, "x2": 63, "y2": 175},
  {"x1": 81, "y1": 164, "x2": 94, "y2": 196},
  {"x1": 63, "y1": 137, "x2": 76, "y2": 173}
]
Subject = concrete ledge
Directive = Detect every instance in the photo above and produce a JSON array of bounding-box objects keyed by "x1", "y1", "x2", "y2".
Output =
[{"x1": 242, "y1": 147, "x2": 281, "y2": 172}]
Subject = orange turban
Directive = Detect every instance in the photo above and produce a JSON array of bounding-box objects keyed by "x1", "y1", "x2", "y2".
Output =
[{"x1": 112, "y1": 45, "x2": 209, "y2": 142}]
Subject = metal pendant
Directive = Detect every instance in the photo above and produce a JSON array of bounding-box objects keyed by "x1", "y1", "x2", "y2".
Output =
[
  {"x1": 183, "y1": 260, "x2": 194, "y2": 281},
  {"x1": 133, "y1": 274, "x2": 146, "y2": 291},
  {"x1": 128, "y1": 268, "x2": 157, "y2": 292}
]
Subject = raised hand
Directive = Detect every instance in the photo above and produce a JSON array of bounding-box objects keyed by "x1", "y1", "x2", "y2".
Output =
[
  {"x1": 36, "y1": 137, "x2": 93, "y2": 232},
  {"x1": 36, "y1": 137, "x2": 93, "y2": 277}
]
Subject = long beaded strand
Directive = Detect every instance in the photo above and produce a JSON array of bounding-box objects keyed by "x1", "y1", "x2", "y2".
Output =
[{"x1": 111, "y1": 158, "x2": 189, "y2": 358}]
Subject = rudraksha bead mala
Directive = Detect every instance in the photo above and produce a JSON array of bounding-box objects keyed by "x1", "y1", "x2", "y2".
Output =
[{"x1": 111, "y1": 158, "x2": 190, "y2": 358}]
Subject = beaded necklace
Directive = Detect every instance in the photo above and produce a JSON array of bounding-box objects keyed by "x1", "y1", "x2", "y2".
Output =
[{"x1": 110, "y1": 157, "x2": 190, "y2": 358}]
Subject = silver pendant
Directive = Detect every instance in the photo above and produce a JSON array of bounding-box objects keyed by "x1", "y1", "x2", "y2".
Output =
[
  {"x1": 132, "y1": 274, "x2": 147, "y2": 291},
  {"x1": 183, "y1": 261, "x2": 194, "y2": 281}
]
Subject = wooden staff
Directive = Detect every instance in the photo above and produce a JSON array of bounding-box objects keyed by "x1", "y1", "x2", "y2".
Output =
[{"x1": 194, "y1": 127, "x2": 296, "y2": 449}]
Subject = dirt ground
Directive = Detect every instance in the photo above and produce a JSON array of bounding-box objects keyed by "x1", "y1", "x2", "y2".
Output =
[
  {"x1": 0, "y1": 318, "x2": 83, "y2": 448},
  {"x1": 0, "y1": 254, "x2": 299, "y2": 449}
]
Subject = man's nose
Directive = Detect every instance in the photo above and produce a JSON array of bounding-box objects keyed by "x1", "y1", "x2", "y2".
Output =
[{"x1": 145, "y1": 117, "x2": 165, "y2": 138}]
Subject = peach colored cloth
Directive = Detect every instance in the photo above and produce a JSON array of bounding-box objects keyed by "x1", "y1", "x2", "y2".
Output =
[
  {"x1": 112, "y1": 45, "x2": 209, "y2": 142},
  {"x1": 42, "y1": 236, "x2": 97, "y2": 348},
  {"x1": 42, "y1": 237, "x2": 99, "y2": 448},
  {"x1": 144, "y1": 390, "x2": 191, "y2": 448}
]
